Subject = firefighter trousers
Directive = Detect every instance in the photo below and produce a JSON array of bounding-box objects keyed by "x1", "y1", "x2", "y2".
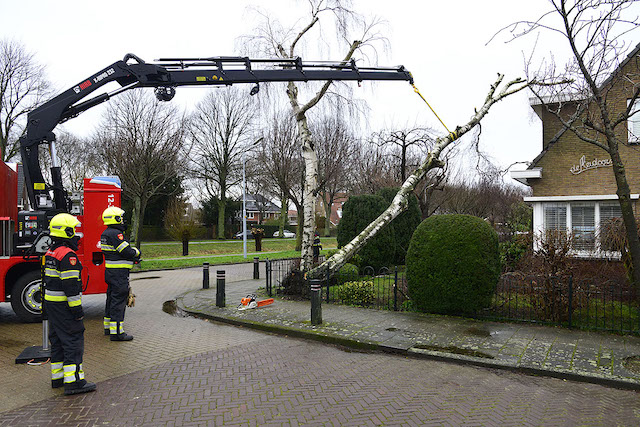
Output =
[
  {"x1": 46, "y1": 302, "x2": 85, "y2": 385},
  {"x1": 105, "y1": 268, "x2": 130, "y2": 323}
]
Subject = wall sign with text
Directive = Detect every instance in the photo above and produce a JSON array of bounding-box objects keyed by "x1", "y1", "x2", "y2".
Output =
[{"x1": 570, "y1": 155, "x2": 612, "y2": 175}]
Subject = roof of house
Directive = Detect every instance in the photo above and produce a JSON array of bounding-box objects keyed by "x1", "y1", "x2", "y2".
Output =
[
  {"x1": 524, "y1": 42, "x2": 640, "y2": 170},
  {"x1": 245, "y1": 194, "x2": 280, "y2": 213}
]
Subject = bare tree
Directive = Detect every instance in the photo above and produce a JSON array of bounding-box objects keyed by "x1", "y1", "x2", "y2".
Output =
[
  {"x1": 501, "y1": 0, "x2": 640, "y2": 290},
  {"x1": 55, "y1": 131, "x2": 101, "y2": 191},
  {"x1": 348, "y1": 138, "x2": 397, "y2": 195},
  {"x1": 311, "y1": 74, "x2": 532, "y2": 278},
  {"x1": 313, "y1": 112, "x2": 357, "y2": 236},
  {"x1": 96, "y1": 90, "x2": 189, "y2": 248},
  {"x1": 438, "y1": 173, "x2": 529, "y2": 228},
  {"x1": 0, "y1": 39, "x2": 50, "y2": 161},
  {"x1": 189, "y1": 87, "x2": 256, "y2": 239},
  {"x1": 371, "y1": 127, "x2": 437, "y2": 182},
  {"x1": 244, "y1": 0, "x2": 387, "y2": 270},
  {"x1": 255, "y1": 108, "x2": 305, "y2": 249},
  {"x1": 37, "y1": 132, "x2": 90, "y2": 192}
]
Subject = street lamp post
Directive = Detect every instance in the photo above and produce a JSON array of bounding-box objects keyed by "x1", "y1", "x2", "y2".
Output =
[
  {"x1": 242, "y1": 137, "x2": 264, "y2": 260},
  {"x1": 242, "y1": 151, "x2": 247, "y2": 259}
]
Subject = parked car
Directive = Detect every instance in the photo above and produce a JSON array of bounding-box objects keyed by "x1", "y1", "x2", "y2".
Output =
[
  {"x1": 233, "y1": 230, "x2": 254, "y2": 239},
  {"x1": 273, "y1": 230, "x2": 296, "y2": 238}
]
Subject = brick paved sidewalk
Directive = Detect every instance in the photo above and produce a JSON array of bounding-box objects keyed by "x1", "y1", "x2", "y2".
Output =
[{"x1": 178, "y1": 279, "x2": 640, "y2": 389}]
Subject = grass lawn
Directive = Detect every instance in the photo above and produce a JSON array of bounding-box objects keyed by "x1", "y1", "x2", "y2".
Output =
[{"x1": 134, "y1": 237, "x2": 337, "y2": 271}]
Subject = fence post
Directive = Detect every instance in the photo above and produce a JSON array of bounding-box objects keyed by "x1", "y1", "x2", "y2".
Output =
[
  {"x1": 253, "y1": 257, "x2": 260, "y2": 280},
  {"x1": 216, "y1": 270, "x2": 225, "y2": 308},
  {"x1": 310, "y1": 278, "x2": 322, "y2": 325},
  {"x1": 568, "y1": 275, "x2": 573, "y2": 328},
  {"x1": 266, "y1": 259, "x2": 271, "y2": 297},
  {"x1": 325, "y1": 265, "x2": 330, "y2": 302},
  {"x1": 202, "y1": 262, "x2": 210, "y2": 290},
  {"x1": 394, "y1": 266, "x2": 398, "y2": 311}
]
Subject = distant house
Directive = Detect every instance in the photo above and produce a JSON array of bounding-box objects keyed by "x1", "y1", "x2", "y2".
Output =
[
  {"x1": 235, "y1": 194, "x2": 281, "y2": 225},
  {"x1": 511, "y1": 44, "x2": 640, "y2": 257},
  {"x1": 288, "y1": 210, "x2": 298, "y2": 226},
  {"x1": 315, "y1": 193, "x2": 348, "y2": 226}
]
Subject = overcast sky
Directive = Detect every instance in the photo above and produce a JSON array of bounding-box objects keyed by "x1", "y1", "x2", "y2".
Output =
[{"x1": 2, "y1": 0, "x2": 620, "y2": 185}]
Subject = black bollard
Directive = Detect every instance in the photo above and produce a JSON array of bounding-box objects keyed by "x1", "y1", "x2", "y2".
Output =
[
  {"x1": 202, "y1": 263, "x2": 210, "y2": 289},
  {"x1": 216, "y1": 270, "x2": 225, "y2": 307},
  {"x1": 310, "y1": 279, "x2": 322, "y2": 325},
  {"x1": 253, "y1": 257, "x2": 260, "y2": 279}
]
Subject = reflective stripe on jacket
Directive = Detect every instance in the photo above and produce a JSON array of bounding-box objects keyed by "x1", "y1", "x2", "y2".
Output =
[
  {"x1": 100, "y1": 226, "x2": 140, "y2": 270},
  {"x1": 44, "y1": 244, "x2": 83, "y2": 315}
]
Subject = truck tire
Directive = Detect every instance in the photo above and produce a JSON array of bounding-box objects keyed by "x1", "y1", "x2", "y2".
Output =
[{"x1": 11, "y1": 270, "x2": 43, "y2": 323}]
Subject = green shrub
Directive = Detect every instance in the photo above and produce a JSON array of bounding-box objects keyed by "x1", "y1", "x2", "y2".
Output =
[
  {"x1": 336, "y1": 263, "x2": 359, "y2": 284},
  {"x1": 326, "y1": 249, "x2": 339, "y2": 258},
  {"x1": 337, "y1": 194, "x2": 395, "y2": 271},
  {"x1": 499, "y1": 236, "x2": 528, "y2": 272},
  {"x1": 377, "y1": 187, "x2": 422, "y2": 265},
  {"x1": 406, "y1": 214, "x2": 500, "y2": 314},
  {"x1": 336, "y1": 280, "x2": 375, "y2": 306}
]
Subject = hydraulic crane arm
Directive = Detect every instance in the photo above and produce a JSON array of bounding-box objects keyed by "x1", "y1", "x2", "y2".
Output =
[{"x1": 19, "y1": 54, "x2": 413, "y2": 212}]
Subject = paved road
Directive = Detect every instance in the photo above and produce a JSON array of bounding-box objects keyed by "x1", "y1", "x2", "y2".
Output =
[{"x1": 1, "y1": 265, "x2": 639, "y2": 425}]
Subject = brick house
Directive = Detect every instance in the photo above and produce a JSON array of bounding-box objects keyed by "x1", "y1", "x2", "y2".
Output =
[
  {"x1": 315, "y1": 193, "x2": 348, "y2": 226},
  {"x1": 235, "y1": 194, "x2": 280, "y2": 225},
  {"x1": 511, "y1": 44, "x2": 640, "y2": 256}
]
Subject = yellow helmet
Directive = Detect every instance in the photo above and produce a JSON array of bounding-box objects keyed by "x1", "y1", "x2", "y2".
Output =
[
  {"x1": 102, "y1": 206, "x2": 125, "y2": 226},
  {"x1": 49, "y1": 213, "x2": 80, "y2": 239}
]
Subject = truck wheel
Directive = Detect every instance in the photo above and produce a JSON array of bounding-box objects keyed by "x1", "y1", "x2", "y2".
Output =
[{"x1": 11, "y1": 270, "x2": 43, "y2": 323}]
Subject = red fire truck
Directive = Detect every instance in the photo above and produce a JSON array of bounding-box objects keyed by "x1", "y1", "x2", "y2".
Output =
[
  {"x1": 0, "y1": 53, "x2": 412, "y2": 321},
  {"x1": 1, "y1": 163, "x2": 120, "y2": 321}
]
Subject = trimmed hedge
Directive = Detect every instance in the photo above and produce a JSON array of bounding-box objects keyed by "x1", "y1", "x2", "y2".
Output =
[
  {"x1": 406, "y1": 214, "x2": 500, "y2": 314},
  {"x1": 337, "y1": 194, "x2": 395, "y2": 271}
]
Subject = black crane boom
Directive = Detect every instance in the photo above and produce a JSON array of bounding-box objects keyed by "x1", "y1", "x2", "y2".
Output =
[{"x1": 19, "y1": 54, "x2": 413, "y2": 213}]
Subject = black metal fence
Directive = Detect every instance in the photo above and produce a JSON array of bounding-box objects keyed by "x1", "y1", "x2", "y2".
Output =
[
  {"x1": 264, "y1": 258, "x2": 640, "y2": 334},
  {"x1": 265, "y1": 259, "x2": 410, "y2": 311},
  {"x1": 478, "y1": 273, "x2": 640, "y2": 334}
]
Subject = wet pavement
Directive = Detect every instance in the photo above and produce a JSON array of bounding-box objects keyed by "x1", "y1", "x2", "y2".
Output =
[
  {"x1": 0, "y1": 264, "x2": 262, "y2": 414},
  {"x1": 178, "y1": 271, "x2": 640, "y2": 390},
  {"x1": 1, "y1": 263, "x2": 639, "y2": 425}
]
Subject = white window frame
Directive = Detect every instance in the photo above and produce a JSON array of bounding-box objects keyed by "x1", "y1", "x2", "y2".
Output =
[{"x1": 530, "y1": 197, "x2": 629, "y2": 258}]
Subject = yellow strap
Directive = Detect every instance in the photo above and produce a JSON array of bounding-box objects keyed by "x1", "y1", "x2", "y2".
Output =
[{"x1": 412, "y1": 83, "x2": 457, "y2": 140}]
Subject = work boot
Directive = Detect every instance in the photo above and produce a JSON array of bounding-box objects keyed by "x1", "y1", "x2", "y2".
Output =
[
  {"x1": 64, "y1": 380, "x2": 96, "y2": 396},
  {"x1": 104, "y1": 329, "x2": 110, "y2": 336},
  {"x1": 110, "y1": 333, "x2": 134, "y2": 341},
  {"x1": 51, "y1": 379, "x2": 63, "y2": 389}
]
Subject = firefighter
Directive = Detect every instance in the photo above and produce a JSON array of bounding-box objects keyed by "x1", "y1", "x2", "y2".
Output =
[
  {"x1": 312, "y1": 232, "x2": 322, "y2": 264},
  {"x1": 100, "y1": 207, "x2": 140, "y2": 341},
  {"x1": 44, "y1": 213, "x2": 96, "y2": 396}
]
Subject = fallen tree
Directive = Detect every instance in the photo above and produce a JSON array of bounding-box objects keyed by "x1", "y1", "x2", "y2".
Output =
[{"x1": 308, "y1": 74, "x2": 532, "y2": 279}]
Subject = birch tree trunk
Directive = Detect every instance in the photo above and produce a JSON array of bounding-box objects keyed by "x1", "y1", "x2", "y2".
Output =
[
  {"x1": 309, "y1": 74, "x2": 531, "y2": 279},
  {"x1": 281, "y1": 41, "x2": 361, "y2": 271},
  {"x1": 299, "y1": 117, "x2": 318, "y2": 270}
]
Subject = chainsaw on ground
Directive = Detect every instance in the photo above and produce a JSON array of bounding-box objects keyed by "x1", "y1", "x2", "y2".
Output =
[{"x1": 237, "y1": 294, "x2": 274, "y2": 310}]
